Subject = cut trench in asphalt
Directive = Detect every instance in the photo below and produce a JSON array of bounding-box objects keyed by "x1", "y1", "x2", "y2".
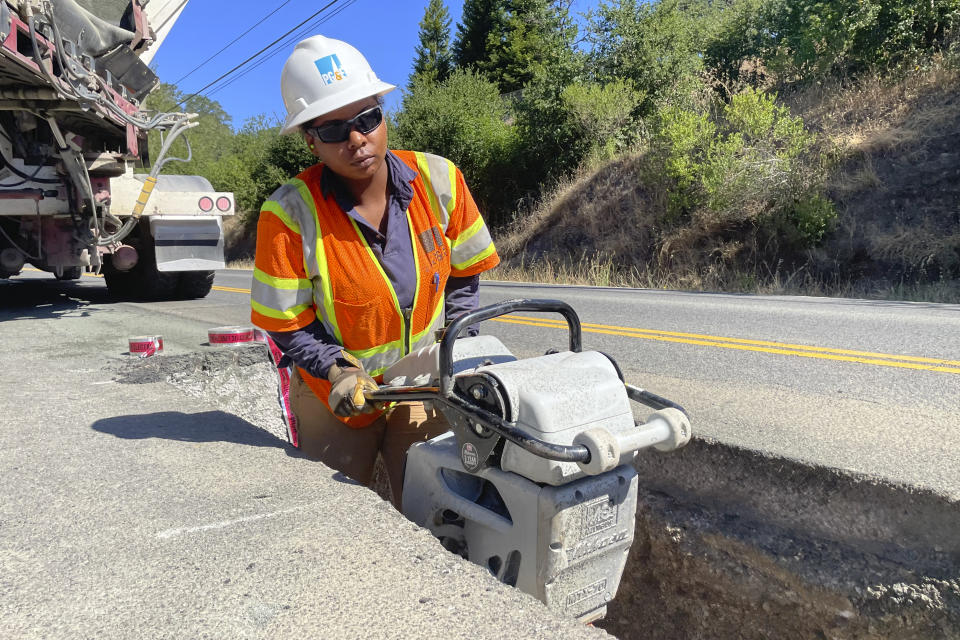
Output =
[{"x1": 116, "y1": 345, "x2": 960, "y2": 640}]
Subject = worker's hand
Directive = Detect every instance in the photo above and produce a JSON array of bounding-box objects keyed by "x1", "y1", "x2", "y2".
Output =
[{"x1": 327, "y1": 363, "x2": 379, "y2": 417}]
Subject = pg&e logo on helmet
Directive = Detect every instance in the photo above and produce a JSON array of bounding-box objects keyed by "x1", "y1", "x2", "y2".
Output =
[{"x1": 314, "y1": 54, "x2": 348, "y2": 85}]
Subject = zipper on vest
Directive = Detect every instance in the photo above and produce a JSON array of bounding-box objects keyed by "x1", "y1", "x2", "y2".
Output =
[{"x1": 402, "y1": 306, "x2": 413, "y2": 355}]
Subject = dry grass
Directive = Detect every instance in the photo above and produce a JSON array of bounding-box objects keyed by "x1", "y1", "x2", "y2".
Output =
[
  {"x1": 487, "y1": 251, "x2": 960, "y2": 303},
  {"x1": 494, "y1": 63, "x2": 960, "y2": 304},
  {"x1": 226, "y1": 258, "x2": 254, "y2": 270},
  {"x1": 791, "y1": 65, "x2": 960, "y2": 157}
]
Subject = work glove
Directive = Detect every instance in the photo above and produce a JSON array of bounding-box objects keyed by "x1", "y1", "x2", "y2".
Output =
[{"x1": 327, "y1": 357, "x2": 380, "y2": 418}]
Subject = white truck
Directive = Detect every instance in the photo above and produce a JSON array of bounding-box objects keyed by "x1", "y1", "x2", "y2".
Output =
[{"x1": 0, "y1": 0, "x2": 233, "y2": 299}]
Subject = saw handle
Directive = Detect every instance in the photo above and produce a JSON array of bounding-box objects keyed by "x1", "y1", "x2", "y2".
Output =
[
  {"x1": 574, "y1": 408, "x2": 692, "y2": 475},
  {"x1": 438, "y1": 298, "x2": 582, "y2": 397}
]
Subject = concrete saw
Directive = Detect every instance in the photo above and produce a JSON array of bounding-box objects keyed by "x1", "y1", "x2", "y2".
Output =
[{"x1": 367, "y1": 299, "x2": 691, "y2": 623}]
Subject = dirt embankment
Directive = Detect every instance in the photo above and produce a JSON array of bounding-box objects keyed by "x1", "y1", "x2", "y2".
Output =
[
  {"x1": 801, "y1": 68, "x2": 960, "y2": 289},
  {"x1": 600, "y1": 442, "x2": 960, "y2": 640},
  {"x1": 495, "y1": 67, "x2": 960, "y2": 299}
]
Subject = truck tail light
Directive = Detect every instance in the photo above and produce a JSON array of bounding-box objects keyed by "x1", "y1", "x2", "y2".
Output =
[
  {"x1": 216, "y1": 196, "x2": 231, "y2": 212},
  {"x1": 198, "y1": 196, "x2": 214, "y2": 212}
]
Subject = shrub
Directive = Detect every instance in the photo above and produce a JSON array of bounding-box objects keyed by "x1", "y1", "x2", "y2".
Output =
[
  {"x1": 705, "y1": 0, "x2": 960, "y2": 86},
  {"x1": 651, "y1": 87, "x2": 834, "y2": 246},
  {"x1": 560, "y1": 80, "x2": 645, "y2": 164},
  {"x1": 391, "y1": 70, "x2": 518, "y2": 226}
]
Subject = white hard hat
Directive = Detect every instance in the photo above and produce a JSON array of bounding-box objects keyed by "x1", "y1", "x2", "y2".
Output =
[{"x1": 279, "y1": 35, "x2": 396, "y2": 135}]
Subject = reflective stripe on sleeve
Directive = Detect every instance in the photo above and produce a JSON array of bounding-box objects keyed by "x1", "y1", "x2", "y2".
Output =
[
  {"x1": 414, "y1": 152, "x2": 452, "y2": 231},
  {"x1": 450, "y1": 216, "x2": 493, "y2": 264},
  {"x1": 251, "y1": 298, "x2": 313, "y2": 321},
  {"x1": 251, "y1": 269, "x2": 313, "y2": 316},
  {"x1": 451, "y1": 219, "x2": 496, "y2": 271}
]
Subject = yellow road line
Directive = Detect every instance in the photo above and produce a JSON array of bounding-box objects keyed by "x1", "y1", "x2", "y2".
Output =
[
  {"x1": 76, "y1": 275, "x2": 955, "y2": 375},
  {"x1": 503, "y1": 314, "x2": 960, "y2": 367},
  {"x1": 493, "y1": 317, "x2": 960, "y2": 375}
]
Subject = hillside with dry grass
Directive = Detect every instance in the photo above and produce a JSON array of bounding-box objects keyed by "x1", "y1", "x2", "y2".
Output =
[
  {"x1": 495, "y1": 66, "x2": 960, "y2": 302},
  {"x1": 803, "y1": 68, "x2": 960, "y2": 298}
]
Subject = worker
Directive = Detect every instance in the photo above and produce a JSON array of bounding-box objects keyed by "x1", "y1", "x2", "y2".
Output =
[{"x1": 250, "y1": 35, "x2": 500, "y2": 510}]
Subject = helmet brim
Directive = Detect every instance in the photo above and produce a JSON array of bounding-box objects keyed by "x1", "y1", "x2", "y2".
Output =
[{"x1": 280, "y1": 81, "x2": 396, "y2": 135}]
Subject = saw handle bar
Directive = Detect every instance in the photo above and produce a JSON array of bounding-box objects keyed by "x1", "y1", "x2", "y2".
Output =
[
  {"x1": 367, "y1": 297, "x2": 691, "y2": 470},
  {"x1": 625, "y1": 384, "x2": 688, "y2": 416},
  {"x1": 438, "y1": 298, "x2": 582, "y2": 397},
  {"x1": 365, "y1": 386, "x2": 592, "y2": 464},
  {"x1": 367, "y1": 385, "x2": 691, "y2": 470}
]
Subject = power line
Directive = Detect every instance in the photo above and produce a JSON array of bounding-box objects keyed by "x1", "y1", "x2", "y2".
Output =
[
  {"x1": 171, "y1": 0, "x2": 296, "y2": 86},
  {"x1": 204, "y1": 0, "x2": 359, "y2": 101},
  {"x1": 176, "y1": 0, "x2": 346, "y2": 108}
]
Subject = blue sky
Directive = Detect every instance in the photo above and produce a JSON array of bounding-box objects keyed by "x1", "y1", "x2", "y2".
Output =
[{"x1": 149, "y1": 0, "x2": 593, "y2": 129}]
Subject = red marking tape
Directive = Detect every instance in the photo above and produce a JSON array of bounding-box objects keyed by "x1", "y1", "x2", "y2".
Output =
[
  {"x1": 252, "y1": 328, "x2": 267, "y2": 343},
  {"x1": 264, "y1": 334, "x2": 298, "y2": 447},
  {"x1": 129, "y1": 336, "x2": 163, "y2": 358},
  {"x1": 208, "y1": 326, "x2": 256, "y2": 345}
]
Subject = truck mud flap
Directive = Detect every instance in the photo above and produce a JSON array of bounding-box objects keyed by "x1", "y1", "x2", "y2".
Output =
[{"x1": 149, "y1": 216, "x2": 225, "y2": 272}]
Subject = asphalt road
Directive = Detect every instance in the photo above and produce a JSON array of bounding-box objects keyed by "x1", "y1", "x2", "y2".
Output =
[
  {"x1": 2, "y1": 268, "x2": 958, "y2": 638},
  {"x1": 0, "y1": 270, "x2": 608, "y2": 640},
  {"x1": 9, "y1": 268, "x2": 960, "y2": 497},
  {"x1": 209, "y1": 268, "x2": 960, "y2": 498}
]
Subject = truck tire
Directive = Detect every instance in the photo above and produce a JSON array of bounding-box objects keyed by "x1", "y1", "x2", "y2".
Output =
[
  {"x1": 177, "y1": 270, "x2": 215, "y2": 299},
  {"x1": 103, "y1": 229, "x2": 178, "y2": 300},
  {"x1": 55, "y1": 266, "x2": 83, "y2": 280},
  {"x1": 104, "y1": 257, "x2": 178, "y2": 300}
]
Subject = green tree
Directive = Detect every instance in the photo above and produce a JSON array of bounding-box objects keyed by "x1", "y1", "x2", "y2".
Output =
[
  {"x1": 392, "y1": 70, "x2": 518, "y2": 226},
  {"x1": 483, "y1": 0, "x2": 576, "y2": 93},
  {"x1": 237, "y1": 120, "x2": 314, "y2": 228},
  {"x1": 452, "y1": 0, "x2": 505, "y2": 71},
  {"x1": 586, "y1": 0, "x2": 704, "y2": 115},
  {"x1": 141, "y1": 83, "x2": 234, "y2": 178},
  {"x1": 413, "y1": 0, "x2": 454, "y2": 82},
  {"x1": 702, "y1": 0, "x2": 779, "y2": 88}
]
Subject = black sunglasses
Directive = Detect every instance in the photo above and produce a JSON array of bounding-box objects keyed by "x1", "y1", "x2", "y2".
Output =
[{"x1": 304, "y1": 105, "x2": 384, "y2": 143}]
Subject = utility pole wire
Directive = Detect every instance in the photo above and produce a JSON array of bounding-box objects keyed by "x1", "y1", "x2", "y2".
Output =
[
  {"x1": 171, "y1": 0, "x2": 296, "y2": 86},
  {"x1": 176, "y1": 0, "x2": 345, "y2": 107},
  {"x1": 204, "y1": 0, "x2": 359, "y2": 100}
]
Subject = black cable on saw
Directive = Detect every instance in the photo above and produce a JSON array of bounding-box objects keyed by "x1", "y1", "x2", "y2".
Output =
[{"x1": 175, "y1": 0, "x2": 347, "y2": 108}]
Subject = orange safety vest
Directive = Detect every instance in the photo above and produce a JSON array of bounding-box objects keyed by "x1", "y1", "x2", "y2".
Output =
[{"x1": 251, "y1": 150, "x2": 499, "y2": 428}]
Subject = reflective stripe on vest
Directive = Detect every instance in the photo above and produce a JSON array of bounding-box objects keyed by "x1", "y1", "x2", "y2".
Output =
[
  {"x1": 413, "y1": 151, "x2": 454, "y2": 236},
  {"x1": 414, "y1": 150, "x2": 494, "y2": 271}
]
